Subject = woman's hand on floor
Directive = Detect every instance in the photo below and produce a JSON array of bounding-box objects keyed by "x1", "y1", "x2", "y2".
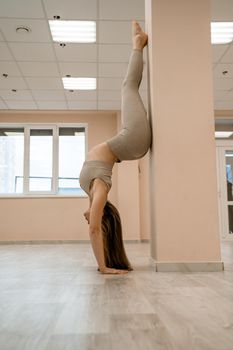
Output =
[{"x1": 99, "y1": 267, "x2": 129, "y2": 274}]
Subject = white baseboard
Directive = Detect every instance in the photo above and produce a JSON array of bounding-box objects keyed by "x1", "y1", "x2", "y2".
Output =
[
  {"x1": 0, "y1": 239, "x2": 147, "y2": 245},
  {"x1": 149, "y1": 257, "x2": 224, "y2": 272}
]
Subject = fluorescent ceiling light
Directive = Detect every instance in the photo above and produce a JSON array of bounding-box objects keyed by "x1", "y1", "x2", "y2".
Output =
[
  {"x1": 211, "y1": 22, "x2": 233, "y2": 44},
  {"x1": 62, "y1": 77, "x2": 96, "y2": 90},
  {"x1": 215, "y1": 131, "x2": 233, "y2": 138},
  {"x1": 49, "y1": 20, "x2": 96, "y2": 43}
]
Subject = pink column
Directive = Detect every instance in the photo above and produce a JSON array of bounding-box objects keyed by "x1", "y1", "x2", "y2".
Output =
[{"x1": 145, "y1": 0, "x2": 223, "y2": 271}]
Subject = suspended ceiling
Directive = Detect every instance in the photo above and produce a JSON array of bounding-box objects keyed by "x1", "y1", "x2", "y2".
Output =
[{"x1": 0, "y1": 0, "x2": 232, "y2": 111}]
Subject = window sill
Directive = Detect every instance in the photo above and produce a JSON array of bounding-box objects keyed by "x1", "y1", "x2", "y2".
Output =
[{"x1": 0, "y1": 194, "x2": 88, "y2": 199}]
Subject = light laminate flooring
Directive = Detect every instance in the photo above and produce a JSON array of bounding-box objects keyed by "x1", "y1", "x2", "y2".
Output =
[{"x1": 0, "y1": 241, "x2": 233, "y2": 350}]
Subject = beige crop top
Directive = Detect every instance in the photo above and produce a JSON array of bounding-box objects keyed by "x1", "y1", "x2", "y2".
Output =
[{"x1": 79, "y1": 160, "x2": 112, "y2": 195}]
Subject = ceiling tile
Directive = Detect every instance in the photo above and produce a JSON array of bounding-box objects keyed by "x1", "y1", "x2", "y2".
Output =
[
  {"x1": 0, "y1": 99, "x2": 8, "y2": 109},
  {"x1": 98, "y1": 77, "x2": 147, "y2": 90},
  {"x1": 211, "y1": 0, "x2": 233, "y2": 21},
  {"x1": 213, "y1": 78, "x2": 233, "y2": 90},
  {"x1": 37, "y1": 101, "x2": 67, "y2": 110},
  {"x1": 142, "y1": 97, "x2": 147, "y2": 108},
  {"x1": 99, "y1": 21, "x2": 131, "y2": 44},
  {"x1": 59, "y1": 62, "x2": 97, "y2": 77},
  {"x1": 99, "y1": 21, "x2": 145, "y2": 44},
  {"x1": 98, "y1": 101, "x2": 121, "y2": 110},
  {"x1": 44, "y1": 0, "x2": 97, "y2": 19},
  {"x1": 18, "y1": 62, "x2": 59, "y2": 77},
  {"x1": 99, "y1": 44, "x2": 131, "y2": 62},
  {"x1": 220, "y1": 46, "x2": 233, "y2": 63},
  {"x1": 212, "y1": 44, "x2": 230, "y2": 63},
  {"x1": 0, "y1": 0, "x2": 45, "y2": 18},
  {"x1": 0, "y1": 76, "x2": 27, "y2": 89},
  {"x1": 214, "y1": 101, "x2": 233, "y2": 110},
  {"x1": 220, "y1": 91, "x2": 233, "y2": 101},
  {"x1": 140, "y1": 76, "x2": 147, "y2": 90},
  {"x1": 0, "y1": 42, "x2": 14, "y2": 60},
  {"x1": 0, "y1": 89, "x2": 33, "y2": 100},
  {"x1": 98, "y1": 63, "x2": 147, "y2": 83},
  {"x1": 4, "y1": 100, "x2": 37, "y2": 109},
  {"x1": 139, "y1": 90, "x2": 147, "y2": 101},
  {"x1": 99, "y1": 0, "x2": 144, "y2": 20},
  {"x1": 65, "y1": 90, "x2": 97, "y2": 101},
  {"x1": 25, "y1": 77, "x2": 63, "y2": 89},
  {"x1": 9, "y1": 43, "x2": 55, "y2": 61},
  {"x1": 68, "y1": 101, "x2": 97, "y2": 109},
  {"x1": 98, "y1": 90, "x2": 121, "y2": 101},
  {"x1": 0, "y1": 19, "x2": 52, "y2": 43},
  {"x1": 55, "y1": 43, "x2": 97, "y2": 62},
  {"x1": 0, "y1": 0, "x2": 226, "y2": 112},
  {"x1": 213, "y1": 64, "x2": 233, "y2": 78},
  {"x1": 98, "y1": 78, "x2": 123, "y2": 90},
  {"x1": 32, "y1": 90, "x2": 66, "y2": 101},
  {"x1": 213, "y1": 90, "x2": 229, "y2": 100},
  {"x1": 98, "y1": 63, "x2": 128, "y2": 77},
  {"x1": 0, "y1": 61, "x2": 22, "y2": 76}
]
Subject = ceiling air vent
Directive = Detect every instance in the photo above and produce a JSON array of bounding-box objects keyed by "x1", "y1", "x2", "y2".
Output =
[{"x1": 16, "y1": 26, "x2": 31, "y2": 34}]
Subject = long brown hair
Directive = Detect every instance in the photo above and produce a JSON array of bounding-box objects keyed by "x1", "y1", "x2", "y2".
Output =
[{"x1": 101, "y1": 201, "x2": 133, "y2": 271}]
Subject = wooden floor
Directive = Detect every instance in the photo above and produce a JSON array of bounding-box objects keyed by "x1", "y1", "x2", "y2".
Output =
[{"x1": 0, "y1": 241, "x2": 233, "y2": 350}]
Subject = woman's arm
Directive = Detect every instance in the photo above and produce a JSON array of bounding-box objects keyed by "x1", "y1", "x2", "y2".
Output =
[
  {"x1": 89, "y1": 180, "x2": 107, "y2": 272},
  {"x1": 89, "y1": 179, "x2": 128, "y2": 274}
]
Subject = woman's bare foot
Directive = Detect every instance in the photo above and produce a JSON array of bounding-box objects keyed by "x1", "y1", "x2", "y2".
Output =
[
  {"x1": 132, "y1": 20, "x2": 148, "y2": 51},
  {"x1": 99, "y1": 267, "x2": 129, "y2": 274}
]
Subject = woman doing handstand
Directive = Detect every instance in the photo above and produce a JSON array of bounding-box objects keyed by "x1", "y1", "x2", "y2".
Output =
[{"x1": 79, "y1": 21, "x2": 151, "y2": 274}]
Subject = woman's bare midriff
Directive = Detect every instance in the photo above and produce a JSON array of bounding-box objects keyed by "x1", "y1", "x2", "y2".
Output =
[{"x1": 86, "y1": 142, "x2": 118, "y2": 166}]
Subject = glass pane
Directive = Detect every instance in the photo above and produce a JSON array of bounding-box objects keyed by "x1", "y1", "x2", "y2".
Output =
[
  {"x1": 29, "y1": 129, "x2": 53, "y2": 191},
  {"x1": 228, "y1": 205, "x2": 233, "y2": 234},
  {"x1": 225, "y1": 151, "x2": 233, "y2": 201},
  {"x1": 59, "y1": 127, "x2": 85, "y2": 194},
  {"x1": 0, "y1": 128, "x2": 24, "y2": 194}
]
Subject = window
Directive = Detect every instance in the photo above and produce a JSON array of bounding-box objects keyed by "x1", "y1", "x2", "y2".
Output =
[
  {"x1": 0, "y1": 124, "x2": 87, "y2": 196},
  {"x1": 29, "y1": 128, "x2": 54, "y2": 192},
  {"x1": 0, "y1": 128, "x2": 24, "y2": 194},
  {"x1": 59, "y1": 128, "x2": 85, "y2": 194}
]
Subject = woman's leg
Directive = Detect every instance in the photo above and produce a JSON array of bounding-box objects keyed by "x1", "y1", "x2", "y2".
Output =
[
  {"x1": 106, "y1": 22, "x2": 151, "y2": 161},
  {"x1": 121, "y1": 48, "x2": 146, "y2": 131}
]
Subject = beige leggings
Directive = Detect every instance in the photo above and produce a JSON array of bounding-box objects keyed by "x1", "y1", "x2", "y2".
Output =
[{"x1": 106, "y1": 49, "x2": 151, "y2": 162}]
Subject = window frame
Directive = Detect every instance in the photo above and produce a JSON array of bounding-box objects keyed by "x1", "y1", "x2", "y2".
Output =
[{"x1": 0, "y1": 122, "x2": 88, "y2": 198}]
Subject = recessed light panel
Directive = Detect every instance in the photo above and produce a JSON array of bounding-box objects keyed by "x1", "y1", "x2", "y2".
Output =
[
  {"x1": 211, "y1": 22, "x2": 233, "y2": 44},
  {"x1": 49, "y1": 20, "x2": 96, "y2": 43},
  {"x1": 62, "y1": 77, "x2": 96, "y2": 90},
  {"x1": 215, "y1": 131, "x2": 233, "y2": 138}
]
